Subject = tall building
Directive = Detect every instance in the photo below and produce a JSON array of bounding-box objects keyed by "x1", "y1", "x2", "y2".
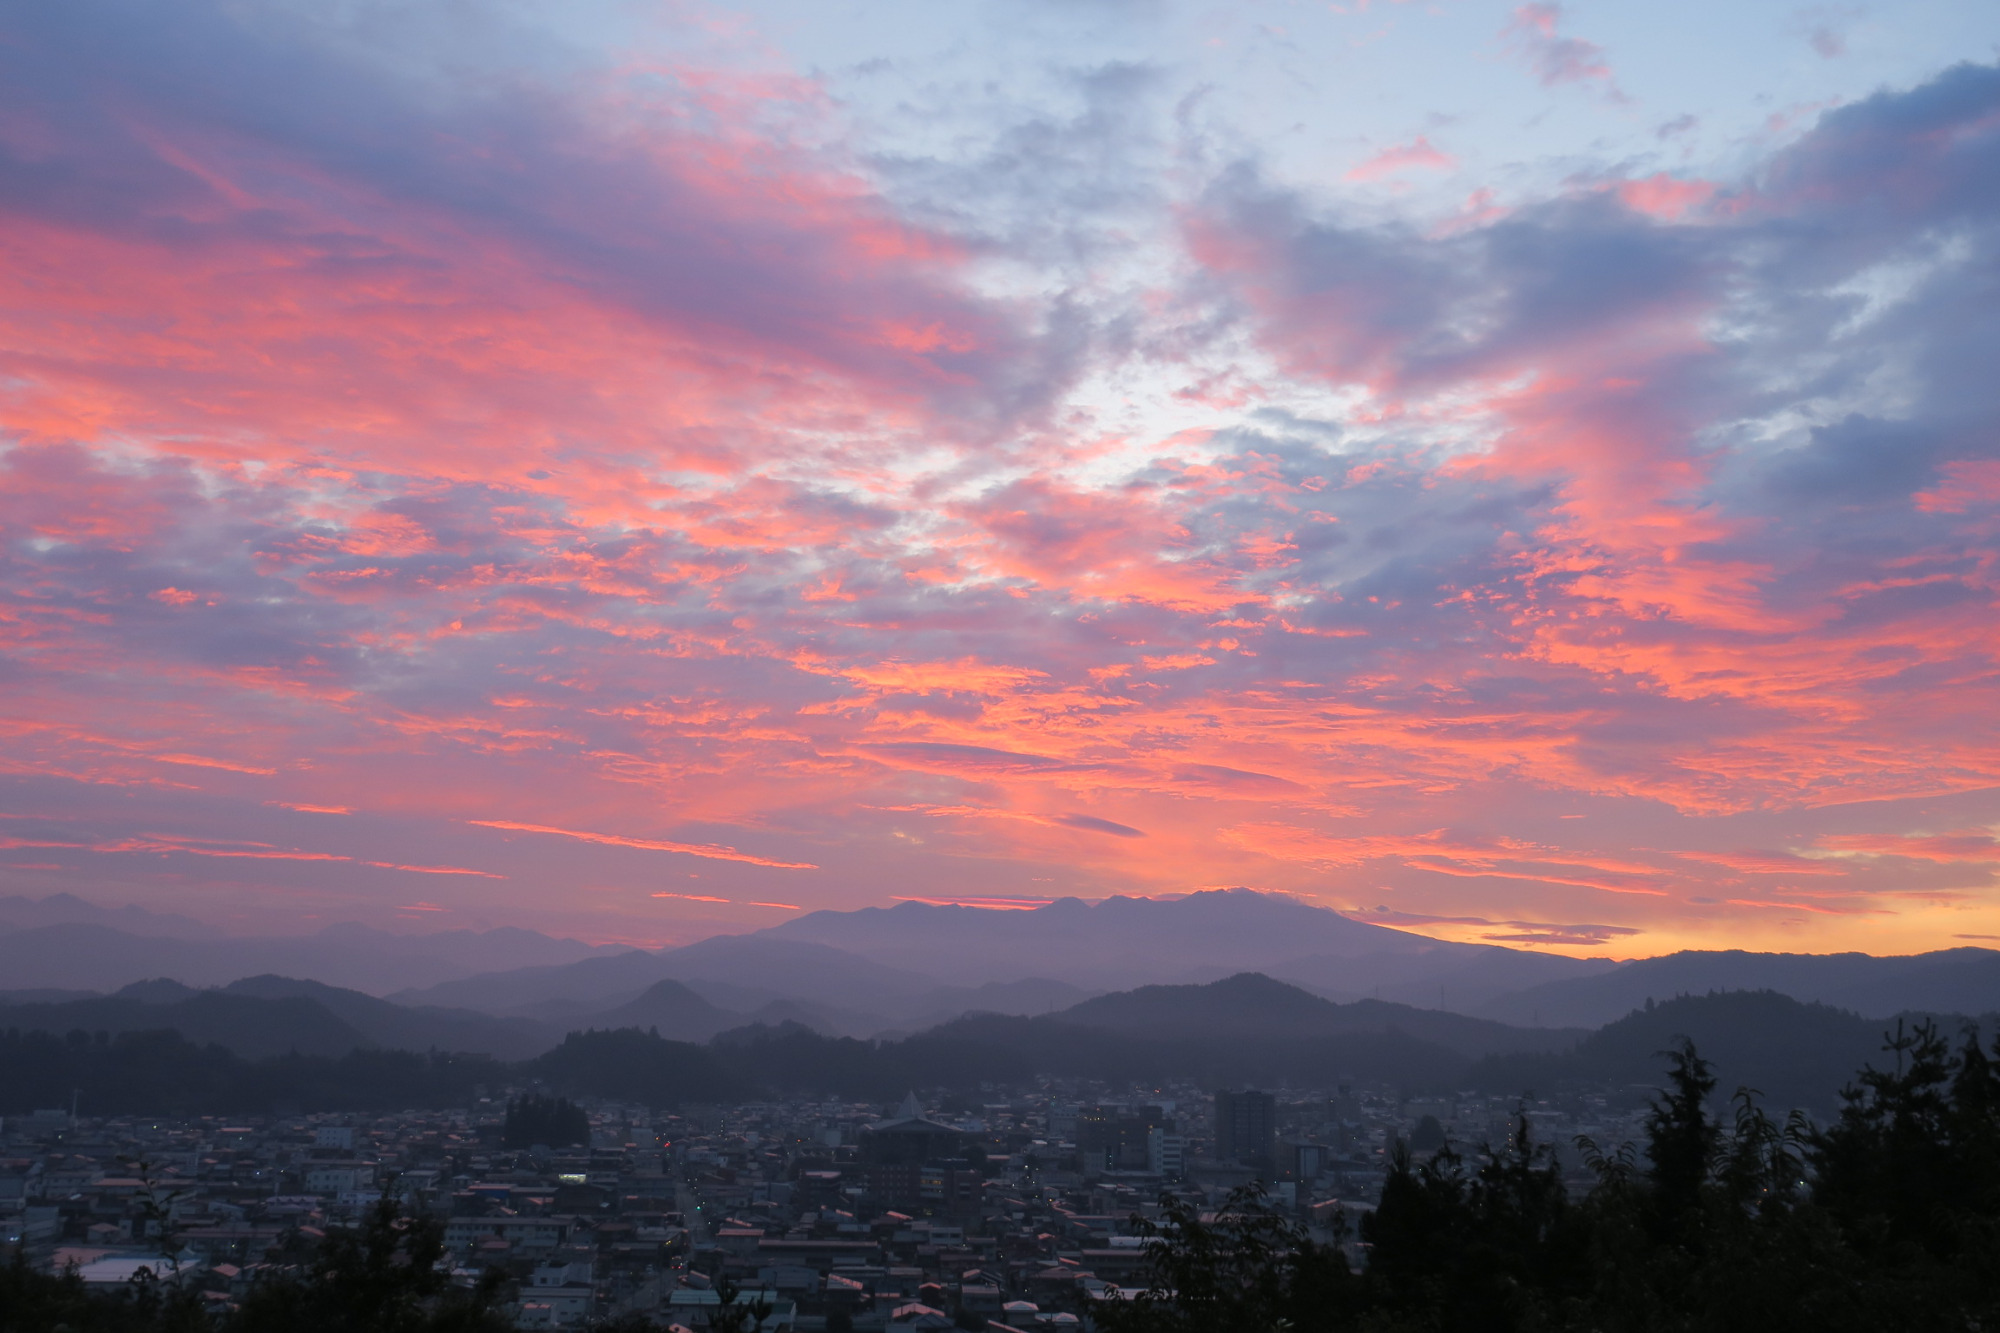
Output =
[
  {"x1": 1147, "y1": 1126, "x2": 1186, "y2": 1178},
  {"x1": 859, "y1": 1092, "x2": 974, "y2": 1210},
  {"x1": 1213, "y1": 1089, "x2": 1277, "y2": 1175},
  {"x1": 1077, "y1": 1105, "x2": 1174, "y2": 1174}
]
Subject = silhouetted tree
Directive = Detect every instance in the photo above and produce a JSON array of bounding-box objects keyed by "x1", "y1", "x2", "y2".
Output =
[
  {"x1": 502, "y1": 1092, "x2": 590, "y2": 1149},
  {"x1": 231, "y1": 1194, "x2": 509, "y2": 1333},
  {"x1": 1097, "y1": 1185, "x2": 1355, "y2": 1333}
]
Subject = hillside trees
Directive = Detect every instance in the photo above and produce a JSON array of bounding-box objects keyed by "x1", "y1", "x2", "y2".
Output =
[{"x1": 1109, "y1": 1024, "x2": 2000, "y2": 1332}]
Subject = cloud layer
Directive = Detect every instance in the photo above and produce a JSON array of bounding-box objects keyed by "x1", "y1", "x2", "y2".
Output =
[{"x1": 2, "y1": 3, "x2": 1997, "y2": 954}]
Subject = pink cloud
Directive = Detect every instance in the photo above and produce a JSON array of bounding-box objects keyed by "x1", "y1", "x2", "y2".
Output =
[
  {"x1": 1918, "y1": 460, "x2": 2000, "y2": 512},
  {"x1": 1615, "y1": 174, "x2": 1719, "y2": 221},
  {"x1": 1819, "y1": 832, "x2": 2000, "y2": 863},
  {"x1": 1503, "y1": 4, "x2": 1623, "y2": 98},
  {"x1": 467, "y1": 820, "x2": 819, "y2": 870},
  {"x1": 1347, "y1": 137, "x2": 1458, "y2": 182},
  {"x1": 0, "y1": 14, "x2": 1995, "y2": 956}
]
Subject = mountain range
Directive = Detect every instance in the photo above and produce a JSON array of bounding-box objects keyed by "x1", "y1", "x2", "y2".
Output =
[
  {"x1": 9, "y1": 890, "x2": 2000, "y2": 1045},
  {"x1": 1469, "y1": 990, "x2": 1910, "y2": 1113},
  {"x1": 0, "y1": 918, "x2": 620, "y2": 993},
  {"x1": 1477, "y1": 948, "x2": 2000, "y2": 1027},
  {"x1": 381, "y1": 890, "x2": 1618, "y2": 1026},
  {"x1": 763, "y1": 891, "x2": 1616, "y2": 1003},
  {"x1": 0, "y1": 971, "x2": 1963, "y2": 1118}
]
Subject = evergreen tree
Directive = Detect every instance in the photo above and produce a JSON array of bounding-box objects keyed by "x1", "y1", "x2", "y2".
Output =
[{"x1": 230, "y1": 1195, "x2": 509, "y2": 1333}]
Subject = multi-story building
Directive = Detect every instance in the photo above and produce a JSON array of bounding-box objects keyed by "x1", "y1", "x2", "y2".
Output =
[{"x1": 1213, "y1": 1089, "x2": 1278, "y2": 1175}]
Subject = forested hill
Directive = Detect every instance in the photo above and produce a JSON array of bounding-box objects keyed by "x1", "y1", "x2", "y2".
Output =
[
  {"x1": 1467, "y1": 990, "x2": 1939, "y2": 1113},
  {"x1": 0, "y1": 978, "x2": 1983, "y2": 1117}
]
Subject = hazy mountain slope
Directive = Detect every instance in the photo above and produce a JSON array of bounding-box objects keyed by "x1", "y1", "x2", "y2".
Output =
[
  {"x1": 1482, "y1": 949, "x2": 2000, "y2": 1027},
  {"x1": 392, "y1": 896, "x2": 1610, "y2": 1029},
  {"x1": 0, "y1": 1029, "x2": 502, "y2": 1118},
  {"x1": 0, "y1": 892, "x2": 214, "y2": 939},
  {"x1": 570, "y1": 979, "x2": 743, "y2": 1042},
  {"x1": 219, "y1": 975, "x2": 550, "y2": 1059},
  {"x1": 944, "y1": 976, "x2": 1094, "y2": 1012},
  {"x1": 117, "y1": 978, "x2": 201, "y2": 1003},
  {"x1": 390, "y1": 949, "x2": 675, "y2": 1013},
  {"x1": 899, "y1": 977, "x2": 1096, "y2": 1030},
  {"x1": 906, "y1": 1010, "x2": 1475, "y2": 1092},
  {"x1": 759, "y1": 889, "x2": 1615, "y2": 997},
  {"x1": 659, "y1": 935, "x2": 945, "y2": 1010},
  {"x1": 0, "y1": 977, "x2": 565, "y2": 1060},
  {"x1": 0, "y1": 992, "x2": 367, "y2": 1059},
  {"x1": 680, "y1": 975, "x2": 1090, "y2": 1034},
  {"x1": 1057, "y1": 971, "x2": 1346, "y2": 1034},
  {"x1": 1275, "y1": 946, "x2": 1618, "y2": 1011},
  {"x1": 0, "y1": 988, "x2": 99, "y2": 1004},
  {"x1": 398, "y1": 937, "x2": 943, "y2": 1020},
  {"x1": 1825, "y1": 949, "x2": 2000, "y2": 1016},
  {"x1": 761, "y1": 890, "x2": 1443, "y2": 987},
  {"x1": 1050, "y1": 973, "x2": 1581, "y2": 1057},
  {"x1": 2, "y1": 979, "x2": 1954, "y2": 1114},
  {"x1": 0, "y1": 921, "x2": 617, "y2": 994},
  {"x1": 1469, "y1": 990, "x2": 1902, "y2": 1113},
  {"x1": 672, "y1": 979, "x2": 895, "y2": 1035},
  {"x1": 743, "y1": 997, "x2": 879, "y2": 1037}
]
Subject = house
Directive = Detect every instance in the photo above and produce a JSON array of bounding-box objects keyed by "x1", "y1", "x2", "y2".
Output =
[{"x1": 665, "y1": 1288, "x2": 797, "y2": 1331}]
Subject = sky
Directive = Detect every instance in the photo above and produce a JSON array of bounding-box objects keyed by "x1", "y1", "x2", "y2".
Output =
[{"x1": 3, "y1": 0, "x2": 2000, "y2": 956}]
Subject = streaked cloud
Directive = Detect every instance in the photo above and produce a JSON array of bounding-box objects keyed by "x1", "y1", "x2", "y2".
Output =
[
  {"x1": 466, "y1": 821, "x2": 819, "y2": 870},
  {"x1": 0, "y1": 3, "x2": 1996, "y2": 954}
]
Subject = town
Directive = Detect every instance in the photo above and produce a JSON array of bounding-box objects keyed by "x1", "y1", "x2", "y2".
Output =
[{"x1": 1, "y1": 1084, "x2": 1654, "y2": 1330}]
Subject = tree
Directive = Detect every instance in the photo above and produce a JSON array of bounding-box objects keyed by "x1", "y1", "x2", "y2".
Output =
[
  {"x1": 502, "y1": 1092, "x2": 590, "y2": 1149},
  {"x1": 1363, "y1": 1115, "x2": 1588, "y2": 1332},
  {"x1": 0, "y1": 1244, "x2": 208, "y2": 1333},
  {"x1": 1097, "y1": 1185, "x2": 1355, "y2": 1333},
  {"x1": 704, "y1": 1272, "x2": 773, "y2": 1333},
  {"x1": 230, "y1": 1194, "x2": 509, "y2": 1333},
  {"x1": 1642, "y1": 1037, "x2": 1720, "y2": 1232}
]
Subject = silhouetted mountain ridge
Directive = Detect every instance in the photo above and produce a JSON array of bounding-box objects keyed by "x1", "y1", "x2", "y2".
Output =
[
  {"x1": 0, "y1": 976, "x2": 548, "y2": 1059},
  {"x1": 0, "y1": 990, "x2": 367, "y2": 1059},
  {"x1": 1481, "y1": 947, "x2": 2000, "y2": 1026},
  {"x1": 1467, "y1": 989, "x2": 1993, "y2": 1112},
  {"x1": 0, "y1": 915, "x2": 618, "y2": 993},
  {"x1": 763, "y1": 889, "x2": 1610, "y2": 998},
  {"x1": 580, "y1": 979, "x2": 739, "y2": 1042},
  {"x1": 1049, "y1": 971, "x2": 1583, "y2": 1056}
]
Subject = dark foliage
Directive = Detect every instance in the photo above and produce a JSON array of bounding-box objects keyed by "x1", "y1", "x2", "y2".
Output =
[
  {"x1": 1097, "y1": 1188, "x2": 1358, "y2": 1333},
  {"x1": 529, "y1": 1027, "x2": 751, "y2": 1105},
  {"x1": 501, "y1": 1092, "x2": 589, "y2": 1148},
  {"x1": 1, "y1": 989, "x2": 1934, "y2": 1118},
  {"x1": 229, "y1": 1196, "x2": 509, "y2": 1333},
  {"x1": 1467, "y1": 989, "x2": 1892, "y2": 1112},
  {"x1": 1100, "y1": 1024, "x2": 2000, "y2": 1333},
  {"x1": 0, "y1": 1197, "x2": 508, "y2": 1333},
  {"x1": 13, "y1": 1027, "x2": 2000, "y2": 1331},
  {"x1": 0, "y1": 1028, "x2": 501, "y2": 1117}
]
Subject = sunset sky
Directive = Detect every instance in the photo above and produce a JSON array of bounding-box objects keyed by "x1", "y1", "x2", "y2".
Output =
[{"x1": 4, "y1": 0, "x2": 2000, "y2": 955}]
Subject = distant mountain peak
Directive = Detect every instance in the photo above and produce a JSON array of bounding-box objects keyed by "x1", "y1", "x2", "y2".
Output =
[
  {"x1": 114, "y1": 977, "x2": 201, "y2": 1003},
  {"x1": 757, "y1": 886, "x2": 1463, "y2": 991}
]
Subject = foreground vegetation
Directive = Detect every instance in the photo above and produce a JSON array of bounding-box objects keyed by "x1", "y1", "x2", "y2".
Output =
[
  {"x1": 1106, "y1": 1023, "x2": 2000, "y2": 1332},
  {"x1": 6, "y1": 1023, "x2": 1998, "y2": 1330}
]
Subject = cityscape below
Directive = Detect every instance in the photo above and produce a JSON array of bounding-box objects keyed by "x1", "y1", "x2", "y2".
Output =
[
  {"x1": 0, "y1": 1055, "x2": 1749, "y2": 1330},
  {"x1": 2, "y1": 887, "x2": 1996, "y2": 1328}
]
